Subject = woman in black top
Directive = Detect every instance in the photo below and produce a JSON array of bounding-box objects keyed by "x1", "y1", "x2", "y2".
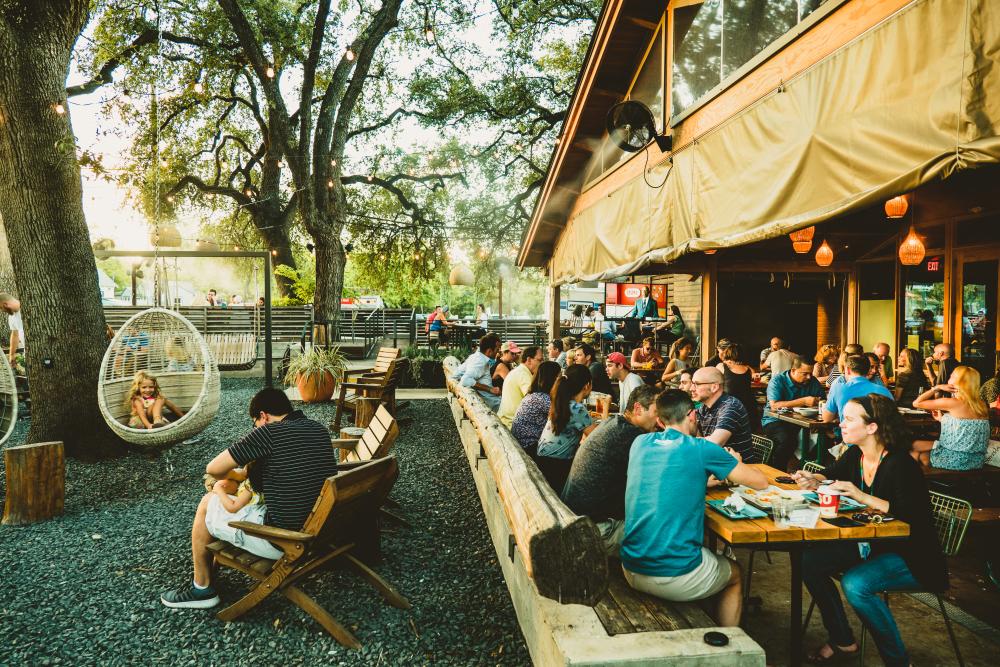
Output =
[
  {"x1": 793, "y1": 393, "x2": 946, "y2": 665},
  {"x1": 715, "y1": 342, "x2": 761, "y2": 434}
]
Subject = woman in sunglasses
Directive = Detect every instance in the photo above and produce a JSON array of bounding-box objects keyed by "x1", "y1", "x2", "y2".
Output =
[{"x1": 792, "y1": 393, "x2": 945, "y2": 665}]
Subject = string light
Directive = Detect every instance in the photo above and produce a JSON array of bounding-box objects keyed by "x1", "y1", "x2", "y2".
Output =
[
  {"x1": 244, "y1": 187, "x2": 253, "y2": 197},
  {"x1": 193, "y1": 81, "x2": 204, "y2": 94},
  {"x1": 54, "y1": 103, "x2": 66, "y2": 115},
  {"x1": 276, "y1": 159, "x2": 284, "y2": 168},
  {"x1": 330, "y1": 159, "x2": 337, "y2": 167},
  {"x1": 367, "y1": 174, "x2": 374, "y2": 182},
  {"x1": 265, "y1": 66, "x2": 275, "y2": 79},
  {"x1": 271, "y1": 249, "x2": 278, "y2": 256},
  {"x1": 327, "y1": 179, "x2": 334, "y2": 188},
  {"x1": 160, "y1": 158, "x2": 168, "y2": 168},
  {"x1": 425, "y1": 27, "x2": 435, "y2": 41},
  {"x1": 345, "y1": 48, "x2": 355, "y2": 61},
  {"x1": 166, "y1": 195, "x2": 175, "y2": 203}
]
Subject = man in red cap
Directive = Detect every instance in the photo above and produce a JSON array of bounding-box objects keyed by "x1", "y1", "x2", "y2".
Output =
[{"x1": 606, "y1": 351, "x2": 646, "y2": 415}]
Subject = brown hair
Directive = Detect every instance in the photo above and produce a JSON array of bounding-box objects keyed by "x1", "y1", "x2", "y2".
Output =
[
  {"x1": 849, "y1": 394, "x2": 912, "y2": 454},
  {"x1": 548, "y1": 365, "x2": 592, "y2": 434}
]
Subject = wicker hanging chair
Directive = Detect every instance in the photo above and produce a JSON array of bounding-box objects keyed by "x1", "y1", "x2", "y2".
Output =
[
  {"x1": 0, "y1": 352, "x2": 18, "y2": 447},
  {"x1": 99, "y1": 308, "x2": 220, "y2": 448}
]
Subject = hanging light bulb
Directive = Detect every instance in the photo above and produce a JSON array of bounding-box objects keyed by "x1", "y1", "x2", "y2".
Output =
[
  {"x1": 788, "y1": 225, "x2": 816, "y2": 254},
  {"x1": 478, "y1": 249, "x2": 487, "y2": 259},
  {"x1": 166, "y1": 195, "x2": 175, "y2": 203},
  {"x1": 327, "y1": 179, "x2": 334, "y2": 188},
  {"x1": 54, "y1": 102, "x2": 66, "y2": 115},
  {"x1": 244, "y1": 187, "x2": 253, "y2": 197},
  {"x1": 330, "y1": 159, "x2": 337, "y2": 167},
  {"x1": 704, "y1": 249, "x2": 717, "y2": 255},
  {"x1": 425, "y1": 27, "x2": 435, "y2": 42},
  {"x1": 193, "y1": 81, "x2": 204, "y2": 94},
  {"x1": 160, "y1": 158, "x2": 169, "y2": 168},
  {"x1": 815, "y1": 240, "x2": 834, "y2": 267},
  {"x1": 265, "y1": 66, "x2": 275, "y2": 78},
  {"x1": 345, "y1": 48, "x2": 355, "y2": 61},
  {"x1": 367, "y1": 174, "x2": 374, "y2": 182},
  {"x1": 885, "y1": 195, "x2": 908, "y2": 219},
  {"x1": 276, "y1": 159, "x2": 284, "y2": 168},
  {"x1": 898, "y1": 226, "x2": 926, "y2": 265},
  {"x1": 271, "y1": 249, "x2": 278, "y2": 256}
]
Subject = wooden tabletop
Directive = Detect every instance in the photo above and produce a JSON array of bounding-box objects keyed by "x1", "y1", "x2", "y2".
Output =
[
  {"x1": 763, "y1": 409, "x2": 834, "y2": 432},
  {"x1": 704, "y1": 464, "x2": 909, "y2": 546}
]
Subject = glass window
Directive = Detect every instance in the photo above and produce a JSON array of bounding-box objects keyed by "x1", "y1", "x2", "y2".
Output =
[
  {"x1": 671, "y1": 0, "x2": 831, "y2": 119},
  {"x1": 630, "y1": 27, "x2": 664, "y2": 131},
  {"x1": 902, "y1": 263, "x2": 945, "y2": 359}
]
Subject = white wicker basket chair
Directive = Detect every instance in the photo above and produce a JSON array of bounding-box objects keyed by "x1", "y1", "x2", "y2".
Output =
[
  {"x1": 0, "y1": 352, "x2": 18, "y2": 446},
  {"x1": 99, "y1": 308, "x2": 220, "y2": 448}
]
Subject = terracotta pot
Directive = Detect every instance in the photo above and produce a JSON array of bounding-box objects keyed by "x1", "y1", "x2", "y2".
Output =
[{"x1": 296, "y1": 370, "x2": 336, "y2": 402}]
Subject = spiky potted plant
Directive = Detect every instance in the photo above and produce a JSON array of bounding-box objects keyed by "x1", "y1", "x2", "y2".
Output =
[{"x1": 284, "y1": 345, "x2": 347, "y2": 402}]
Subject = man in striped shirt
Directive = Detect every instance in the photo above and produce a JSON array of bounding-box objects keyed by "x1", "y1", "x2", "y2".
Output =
[{"x1": 161, "y1": 388, "x2": 337, "y2": 609}]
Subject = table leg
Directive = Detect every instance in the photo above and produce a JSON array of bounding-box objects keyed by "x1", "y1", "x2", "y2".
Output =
[
  {"x1": 799, "y1": 429, "x2": 810, "y2": 466},
  {"x1": 814, "y1": 430, "x2": 827, "y2": 465},
  {"x1": 789, "y1": 546, "x2": 803, "y2": 667}
]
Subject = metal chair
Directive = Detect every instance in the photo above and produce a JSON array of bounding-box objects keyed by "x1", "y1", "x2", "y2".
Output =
[
  {"x1": 803, "y1": 461, "x2": 823, "y2": 474},
  {"x1": 801, "y1": 490, "x2": 971, "y2": 666}
]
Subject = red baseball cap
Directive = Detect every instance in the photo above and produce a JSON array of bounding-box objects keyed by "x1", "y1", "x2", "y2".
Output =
[{"x1": 606, "y1": 351, "x2": 629, "y2": 368}]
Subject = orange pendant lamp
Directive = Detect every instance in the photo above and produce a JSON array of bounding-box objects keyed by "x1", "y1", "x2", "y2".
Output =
[
  {"x1": 815, "y1": 240, "x2": 833, "y2": 267},
  {"x1": 788, "y1": 226, "x2": 815, "y2": 254},
  {"x1": 704, "y1": 249, "x2": 717, "y2": 255},
  {"x1": 898, "y1": 226, "x2": 925, "y2": 266},
  {"x1": 885, "y1": 195, "x2": 908, "y2": 219}
]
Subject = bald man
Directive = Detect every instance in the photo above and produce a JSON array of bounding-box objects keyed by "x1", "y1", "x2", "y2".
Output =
[{"x1": 691, "y1": 367, "x2": 754, "y2": 461}]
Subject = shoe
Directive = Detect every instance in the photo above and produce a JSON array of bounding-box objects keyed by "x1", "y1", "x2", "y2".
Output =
[{"x1": 160, "y1": 584, "x2": 220, "y2": 609}]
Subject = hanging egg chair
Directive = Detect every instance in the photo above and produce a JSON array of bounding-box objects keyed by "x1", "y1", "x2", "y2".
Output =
[
  {"x1": 0, "y1": 352, "x2": 18, "y2": 447},
  {"x1": 99, "y1": 308, "x2": 220, "y2": 448}
]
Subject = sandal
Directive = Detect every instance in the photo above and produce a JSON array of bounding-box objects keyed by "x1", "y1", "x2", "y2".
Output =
[{"x1": 805, "y1": 643, "x2": 859, "y2": 664}]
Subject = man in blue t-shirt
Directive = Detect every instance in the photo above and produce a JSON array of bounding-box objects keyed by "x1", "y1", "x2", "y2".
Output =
[
  {"x1": 763, "y1": 356, "x2": 826, "y2": 471},
  {"x1": 621, "y1": 390, "x2": 767, "y2": 627},
  {"x1": 823, "y1": 354, "x2": 893, "y2": 425}
]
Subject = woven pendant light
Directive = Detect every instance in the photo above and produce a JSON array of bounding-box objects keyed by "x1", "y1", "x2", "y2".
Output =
[
  {"x1": 704, "y1": 249, "x2": 717, "y2": 255},
  {"x1": 885, "y1": 195, "x2": 908, "y2": 219},
  {"x1": 898, "y1": 226, "x2": 925, "y2": 266},
  {"x1": 788, "y1": 226, "x2": 816, "y2": 254},
  {"x1": 815, "y1": 240, "x2": 833, "y2": 267}
]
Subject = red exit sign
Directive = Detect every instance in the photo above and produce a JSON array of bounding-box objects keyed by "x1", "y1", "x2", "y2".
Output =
[{"x1": 926, "y1": 256, "x2": 941, "y2": 272}]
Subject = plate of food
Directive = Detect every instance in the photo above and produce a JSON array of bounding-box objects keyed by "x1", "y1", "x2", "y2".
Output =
[
  {"x1": 706, "y1": 499, "x2": 768, "y2": 520},
  {"x1": 793, "y1": 407, "x2": 820, "y2": 417},
  {"x1": 734, "y1": 485, "x2": 807, "y2": 511}
]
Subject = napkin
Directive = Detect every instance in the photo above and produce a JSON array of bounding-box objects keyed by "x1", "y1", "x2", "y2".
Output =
[{"x1": 722, "y1": 492, "x2": 747, "y2": 513}]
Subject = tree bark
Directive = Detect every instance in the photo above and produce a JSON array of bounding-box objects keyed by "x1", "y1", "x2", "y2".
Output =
[
  {"x1": 252, "y1": 209, "x2": 296, "y2": 298},
  {"x1": 0, "y1": 2, "x2": 123, "y2": 458},
  {"x1": 308, "y1": 211, "x2": 346, "y2": 322}
]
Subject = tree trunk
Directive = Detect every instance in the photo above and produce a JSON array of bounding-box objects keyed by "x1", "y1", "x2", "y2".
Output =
[
  {"x1": 0, "y1": 2, "x2": 124, "y2": 459},
  {"x1": 255, "y1": 214, "x2": 296, "y2": 298},
  {"x1": 313, "y1": 226, "x2": 346, "y2": 322}
]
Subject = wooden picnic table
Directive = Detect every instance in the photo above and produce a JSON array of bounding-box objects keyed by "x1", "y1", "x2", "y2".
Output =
[
  {"x1": 705, "y1": 464, "x2": 909, "y2": 667},
  {"x1": 446, "y1": 321, "x2": 481, "y2": 351},
  {"x1": 631, "y1": 364, "x2": 665, "y2": 385}
]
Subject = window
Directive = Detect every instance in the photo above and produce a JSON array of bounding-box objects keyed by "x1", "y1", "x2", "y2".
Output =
[
  {"x1": 671, "y1": 0, "x2": 831, "y2": 120},
  {"x1": 630, "y1": 25, "x2": 665, "y2": 131}
]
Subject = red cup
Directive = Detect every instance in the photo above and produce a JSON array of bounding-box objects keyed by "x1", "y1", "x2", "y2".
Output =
[{"x1": 817, "y1": 487, "x2": 842, "y2": 519}]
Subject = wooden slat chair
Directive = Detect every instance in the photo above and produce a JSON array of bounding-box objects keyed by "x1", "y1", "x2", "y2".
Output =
[
  {"x1": 206, "y1": 333, "x2": 258, "y2": 370},
  {"x1": 332, "y1": 358, "x2": 405, "y2": 432},
  {"x1": 331, "y1": 404, "x2": 400, "y2": 466},
  {"x1": 206, "y1": 457, "x2": 410, "y2": 649},
  {"x1": 342, "y1": 346, "x2": 400, "y2": 380}
]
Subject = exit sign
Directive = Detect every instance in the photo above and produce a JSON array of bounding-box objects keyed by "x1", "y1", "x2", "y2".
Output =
[{"x1": 926, "y1": 257, "x2": 941, "y2": 272}]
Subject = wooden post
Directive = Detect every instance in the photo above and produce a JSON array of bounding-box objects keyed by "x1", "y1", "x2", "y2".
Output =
[
  {"x1": 846, "y1": 267, "x2": 859, "y2": 345},
  {"x1": 547, "y1": 283, "x2": 561, "y2": 341},
  {"x1": 3, "y1": 441, "x2": 65, "y2": 525},
  {"x1": 700, "y1": 259, "x2": 717, "y2": 355}
]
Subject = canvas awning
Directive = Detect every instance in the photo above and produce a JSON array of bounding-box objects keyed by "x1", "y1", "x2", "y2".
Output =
[{"x1": 544, "y1": 0, "x2": 1000, "y2": 285}]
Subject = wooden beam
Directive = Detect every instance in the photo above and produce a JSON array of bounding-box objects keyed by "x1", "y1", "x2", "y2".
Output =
[
  {"x1": 846, "y1": 268, "x2": 859, "y2": 345},
  {"x1": 944, "y1": 220, "x2": 955, "y2": 345},
  {"x1": 701, "y1": 259, "x2": 717, "y2": 353},
  {"x1": 548, "y1": 285, "x2": 561, "y2": 341},
  {"x1": 714, "y1": 260, "x2": 852, "y2": 273}
]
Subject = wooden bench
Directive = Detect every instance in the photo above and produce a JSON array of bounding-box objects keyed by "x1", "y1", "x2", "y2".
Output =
[
  {"x1": 443, "y1": 357, "x2": 764, "y2": 666},
  {"x1": 206, "y1": 457, "x2": 409, "y2": 648}
]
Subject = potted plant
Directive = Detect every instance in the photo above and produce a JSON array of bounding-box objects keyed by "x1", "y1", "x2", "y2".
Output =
[
  {"x1": 400, "y1": 345, "x2": 450, "y2": 388},
  {"x1": 284, "y1": 345, "x2": 347, "y2": 402}
]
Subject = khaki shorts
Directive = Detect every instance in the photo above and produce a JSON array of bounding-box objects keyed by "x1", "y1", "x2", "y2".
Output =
[
  {"x1": 596, "y1": 519, "x2": 625, "y2": 557},
  {"x1": 204, "y1": 495, "x2": 283, "y2": 560},
  {"x1": 623, "y1": 547, "x2": 733, "y2": 602}
]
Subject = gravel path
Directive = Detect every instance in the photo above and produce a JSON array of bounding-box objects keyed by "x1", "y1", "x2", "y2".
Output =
[{"x1": 0, "y1": 380, "x2": 529, "y2": 665}]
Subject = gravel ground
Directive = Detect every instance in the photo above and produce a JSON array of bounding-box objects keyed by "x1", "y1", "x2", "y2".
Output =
[{"x1": 0, "y1": 379, "x2": 529, "y2": 666}]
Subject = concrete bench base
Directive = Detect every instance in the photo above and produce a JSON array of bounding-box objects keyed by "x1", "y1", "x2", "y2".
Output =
[{"x1": 447, "y1": 396, "x2": 766, "y2": 666}]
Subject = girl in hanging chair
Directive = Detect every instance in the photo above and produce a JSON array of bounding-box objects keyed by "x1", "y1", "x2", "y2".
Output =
[{"x1": 126, "y1": 370, "x2": 185, "y2": 429}]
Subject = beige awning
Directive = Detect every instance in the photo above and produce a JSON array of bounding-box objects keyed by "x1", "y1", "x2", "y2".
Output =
[{"x1": 548, "y1": 0, "x2": 1000, "y2": 285}]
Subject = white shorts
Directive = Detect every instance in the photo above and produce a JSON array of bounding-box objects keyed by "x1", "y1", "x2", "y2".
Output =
[
  {"x1": 623, "y1": 547, "x2": 733, "y2": 602},
  {"x1": 204, "y1": 495, "x2": 283, "y2": 560}
]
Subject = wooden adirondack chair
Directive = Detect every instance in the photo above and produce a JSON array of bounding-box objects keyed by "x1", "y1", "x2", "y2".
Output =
[
  {"x1": 332, "y1": 357, "x2": 405, "y2": 432},
  {"x1": 332, "y1": 404, "x2": 400, "y2": 466},
  {"x1": 206, "y1": 457, "x2": 409, "y2": 649},
  {"x1": 342, "y1": 346, "x2": 400, "y2": 380}
]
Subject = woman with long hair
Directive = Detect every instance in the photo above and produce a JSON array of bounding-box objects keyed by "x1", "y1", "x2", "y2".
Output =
[
  {"x1": 793, "y1": 394, "x2": 946, "y2": 665},
  {"x1": 654, "y1": 304, "x2": 685, "y2": 347},
  {"x1": 892, "y1": 348, "x2": 924, "y2": 407},
  {"x1": 568, "y1": 304, "x2": 586, "y2": 336},
  {"x1": 911, "y1": 365, "x2": 990, "y2": 469},
  {"x1": 716, "y1": 342, "x2": 761, "y2": 433},
  {"x1": 511, "y1": 361, "x2": 561, "y2": 458},
  {"x1": 812, "y1": 344, "x2": 839, "y2": 384},
  {"x1": 658, "y1": 337, "x2": 693, "y2": 388},
  {"x1": 536, "y1": 365, "x2": 596, "y2": 492}
]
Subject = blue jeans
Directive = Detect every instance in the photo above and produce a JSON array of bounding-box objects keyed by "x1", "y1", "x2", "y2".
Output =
[{"x1": 803, "y1": 544, "x2": 920, "y2": 667}]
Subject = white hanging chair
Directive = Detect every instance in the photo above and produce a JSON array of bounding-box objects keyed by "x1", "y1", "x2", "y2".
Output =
[
  {"x1": 99, "y1": 308, "x2": 220, "y2": 448},
  {"x1": 0, "y1": 352, "x2": 18, "y2": 447}
]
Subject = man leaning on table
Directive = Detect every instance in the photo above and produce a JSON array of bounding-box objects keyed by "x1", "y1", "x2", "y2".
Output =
[
  {"x1": 763, "y1": 355, "x2": 826, "y2": 472},
  {"x1": 621, "y1": 389, "x2": 767, "y2": 627}
]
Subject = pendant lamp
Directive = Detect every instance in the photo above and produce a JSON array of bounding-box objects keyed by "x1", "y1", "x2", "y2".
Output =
[
  {"x1": 788, "y1": 226, "x2": 815, "y2": 254},
  {"x1": 885, "y1": 195, "x2": 908, "y2": 219},
  {"x1": 704, "y1": 249, "x2": 717, "y2": 255},
  {"x1": 815, "y1": 240, "x2": 833, "y2": 267},
  {"x1": 448, "y1": 264, "x2": 475, "y2": 286},
  {"x1": 898, "y1": 226, "x2": 925, "y2": 266}
]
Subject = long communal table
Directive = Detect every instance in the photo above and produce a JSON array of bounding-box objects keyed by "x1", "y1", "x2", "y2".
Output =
[{"x1": 705, "y1": 465, "x2": 909, "y2": 667}]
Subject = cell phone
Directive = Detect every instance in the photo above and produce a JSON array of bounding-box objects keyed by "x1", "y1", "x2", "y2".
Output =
[
  {"x1": 775, "y1": 475, "x2": 796, "y2": 484},
  {"x1": 824, "y1": 516, "x2": 865, "y2": 528}
]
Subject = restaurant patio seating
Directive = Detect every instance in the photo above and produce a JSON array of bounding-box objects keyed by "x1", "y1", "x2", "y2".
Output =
[
  {"x1": 744, "y1": 434, "x2": 775, "y2": 610},
  {"x1": 801, "y1": 490, "x2": 972, "y2": 666}
]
